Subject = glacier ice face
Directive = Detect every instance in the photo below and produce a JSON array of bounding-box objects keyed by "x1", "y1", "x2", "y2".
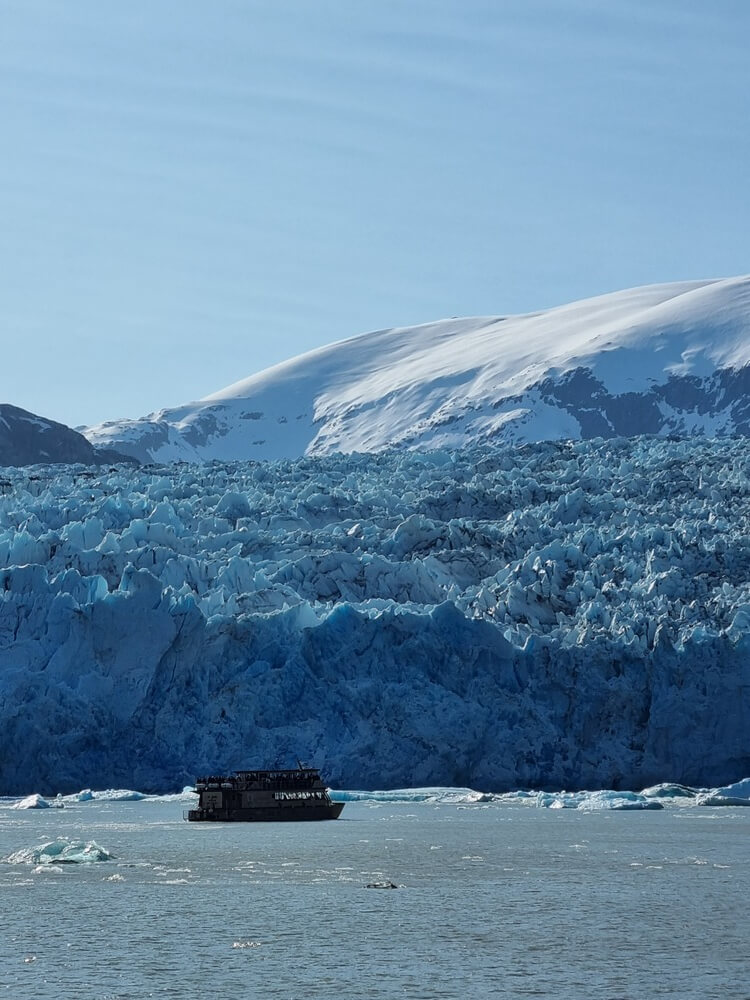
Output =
[{"x1": 1, "y1": 436, "x2": 750, "y2": 794}]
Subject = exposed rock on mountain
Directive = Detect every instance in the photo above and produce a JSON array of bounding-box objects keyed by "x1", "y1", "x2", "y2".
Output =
[
  {"x1": 85, "y1": 275, "x2": 750, "y2": 463},
  {"x1": 0, "y1": 404, "x2": 134, "y2": 467}
]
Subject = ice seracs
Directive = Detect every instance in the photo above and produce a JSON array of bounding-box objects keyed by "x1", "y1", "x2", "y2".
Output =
[
  {"x1": 84, "y1": 275, "x2": 750, "y2": 463},
  {"x1": 1, "y1": 436, "x2": 750, "y2": 794}
]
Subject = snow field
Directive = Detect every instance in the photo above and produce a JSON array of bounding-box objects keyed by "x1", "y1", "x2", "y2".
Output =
[{"x1": 84, "y1": 275, "x2": 750, "y2": 462}]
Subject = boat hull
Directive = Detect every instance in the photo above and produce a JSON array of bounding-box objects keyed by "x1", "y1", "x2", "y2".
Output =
[{"x1": 187, "y1": 802, "x2": 344, "y2": 822}]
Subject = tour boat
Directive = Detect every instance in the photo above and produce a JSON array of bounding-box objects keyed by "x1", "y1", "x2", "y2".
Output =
[{"x1": 187, "y1": 766, "x2": 344, "y2": 822}]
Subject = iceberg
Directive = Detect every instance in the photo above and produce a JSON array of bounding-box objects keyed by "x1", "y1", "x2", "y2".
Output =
[
  {"x1": 6, "y1": 839, "x2": 114, "y2": 864},
  {"x1": 11, "y1": 794, "x2": 50, "y2": 810},
  {"x1": 640, "y1": 783, "x2": 698, "y2": 801},
  {"x1": 693, "y1": 779, "x2": 750, "y2": 807},
  {"x1": 1, "y1": 437, "x2": 750, "y2": 794},
  {"x1": 712, "y1": 777, "x2": 750, "y2": 800},
  {"x1": 693, "y1": 793, "x2": 750, "y2": 807},
  {"x1": 85, "y1": 789, "x2": 145, "y2": 802}
]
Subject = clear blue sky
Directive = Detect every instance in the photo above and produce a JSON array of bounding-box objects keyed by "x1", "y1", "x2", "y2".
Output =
[{"x1": 2, "y1": 0, "x2": 749, "y2": 427}]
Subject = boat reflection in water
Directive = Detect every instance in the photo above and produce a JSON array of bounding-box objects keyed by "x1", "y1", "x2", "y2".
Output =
[{"x1": 187, "y1": 767, "x2": 344, "y2": 822}]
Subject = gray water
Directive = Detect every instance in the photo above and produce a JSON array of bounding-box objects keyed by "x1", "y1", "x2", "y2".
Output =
[{"x1": 1, "y1": 799, "x2": 748, "y2": 999}]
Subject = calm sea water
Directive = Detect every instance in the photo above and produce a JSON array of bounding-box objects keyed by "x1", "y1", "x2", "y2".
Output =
[{"x1": 1, "y1": 798, "x2": 748, "y2": 1000}]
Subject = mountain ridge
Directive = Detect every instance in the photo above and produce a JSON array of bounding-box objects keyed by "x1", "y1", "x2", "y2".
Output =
[
  {"x1": 0, "y1": 404, "x2": 135, "y2": 468},
  {"x1": 85, "y1": 275, "x2": 750, "y2": 463}
]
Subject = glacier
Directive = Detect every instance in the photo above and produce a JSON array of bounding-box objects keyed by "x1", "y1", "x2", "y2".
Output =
[{"x1": 1, "y1": 435, "x2": 749, "y2": 794}]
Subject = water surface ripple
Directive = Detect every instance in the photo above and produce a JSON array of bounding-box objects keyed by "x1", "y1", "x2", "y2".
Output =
[{"x1": 1, "y1": 800, "x2": 748, "y2": 999}]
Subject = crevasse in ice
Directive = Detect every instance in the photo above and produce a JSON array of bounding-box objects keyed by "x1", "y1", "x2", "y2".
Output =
[{"x1": 1, "y1": 436, "x2": 749, "y2": 794}]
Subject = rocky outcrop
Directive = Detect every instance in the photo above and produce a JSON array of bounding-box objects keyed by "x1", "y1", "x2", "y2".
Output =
[{"x1": 0, "y1": 404, "x2": 135, "y2": 467}]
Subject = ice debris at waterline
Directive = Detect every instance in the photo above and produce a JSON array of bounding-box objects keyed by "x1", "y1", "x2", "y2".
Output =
[
  {"x1": 5, "y1": 839, "x2": 114, "y2": 865},
  {"x1": 334, "y1": 781, "x2": 750, "y2": 809},
  {"x1": 1, "y1": 436, "x2": 750, "y2": 794},
  {"x1": 532, "y1": 790, "x2": 662, "y2": 810},
  {"x1": 1, "y1": 788, "x2": 196, "y2": 808},
  {"x1": 333, "y1": 787, "x2": 494, "y2": 804},
  {"x1": 2, "y1": 781, "x2": 749, "y2": 812}
]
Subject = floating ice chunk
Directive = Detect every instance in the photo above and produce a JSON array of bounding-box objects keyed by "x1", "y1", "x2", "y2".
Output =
[
  {"x1": 690, "y1": 777, "x2": 750, "y2": 806},
  {"x1": 712, "y1": 777, "x2": 750, "y2": 800},
  {"x1": 694, "y1": 792, "x2": 750, "y2": 807},
  {"x1": 640, "y1": 783, "x2": 698, "y2": 800},
  {"x1": 6, "y1": 839, "x2": 114, "y2": 864},
  {"x1": 91, "y1": 788, "x2": 145, "y2": 801},
  {"x1": 61, "y1": 788, "x2": 144, "y2": 803},
  {"x1": 11, "y1": 794, "x2": 49, "y2": 809}
]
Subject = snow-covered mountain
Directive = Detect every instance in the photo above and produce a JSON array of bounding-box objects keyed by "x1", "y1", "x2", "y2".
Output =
[
  {"x1": 0, "y1": 404, "x2": 132, "y2": 467},
  {"x1": 86, "y1": 276, "x2": 750, "y2": 463}
]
